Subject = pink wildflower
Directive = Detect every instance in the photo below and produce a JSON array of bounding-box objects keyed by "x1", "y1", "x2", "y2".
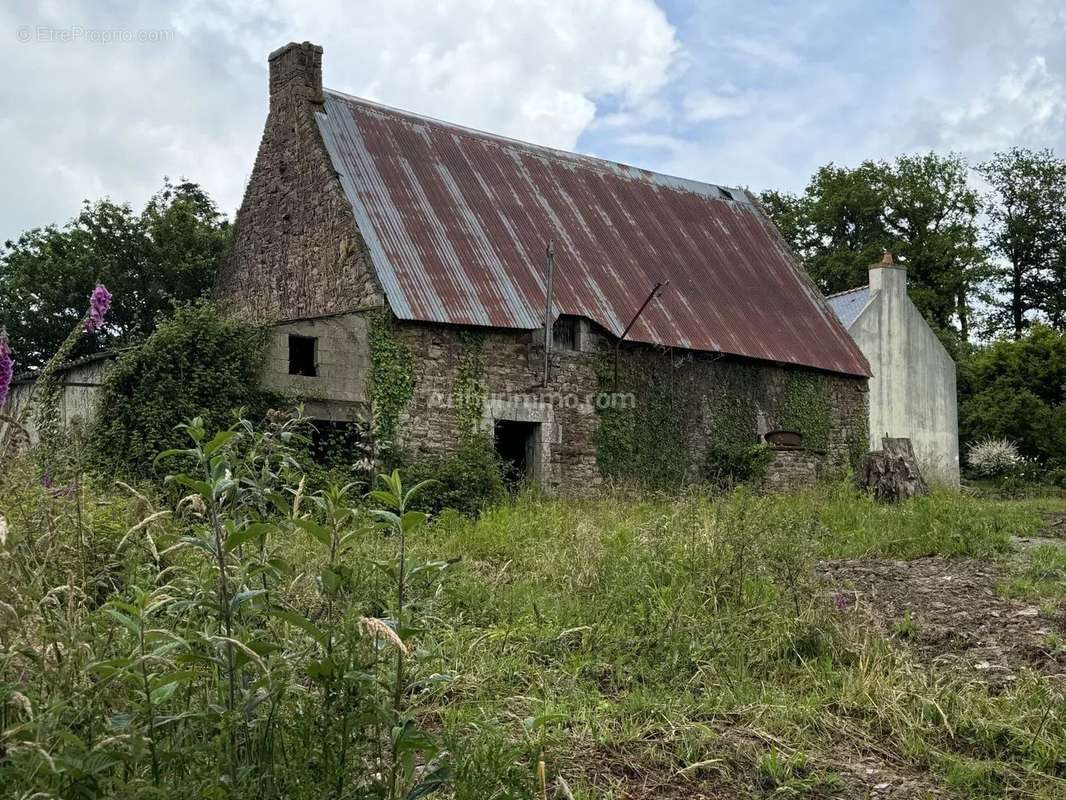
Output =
[
  {"x1": 831, "y1": 592, "x2": 849, "y2": 612},
  {"x1": 0, "y1": 331, "x2": 13, "y2": 407},
  {"x1": 84, "y1": 284, "x2": 112, "y2": 333}
]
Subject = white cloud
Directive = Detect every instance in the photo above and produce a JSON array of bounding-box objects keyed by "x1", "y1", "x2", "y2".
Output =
[
  {"x1": 0, "y1": 0, "x2": 679, "y2": 240},
  {"x1": 683, "y1": 90, "x2": 753, "y2": 122},
  {"x1": 937, "y1": 57, "x2": 1066, "y2": 153}
]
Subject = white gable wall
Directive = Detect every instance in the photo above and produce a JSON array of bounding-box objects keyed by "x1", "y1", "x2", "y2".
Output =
[{"x1": 848, "y1": 265, "x2": 960, "y2": 485}]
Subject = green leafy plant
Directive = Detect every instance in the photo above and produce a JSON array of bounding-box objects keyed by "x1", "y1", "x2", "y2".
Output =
[
  {"x1": 701, "y1": 442, "x2": 773, "y2": 489},
  {"x1": 90, "y1": 304, "x2": 278, "y2": 477},
  {"x1": 368, "y1": 314, "x2": 414, "y2": 458},
  {"x1": 401, "y1": 441, "x2": 505, "y2": 516},
  {"x1": 367, "y1": 470, "x2": 454, "y2": 798}
]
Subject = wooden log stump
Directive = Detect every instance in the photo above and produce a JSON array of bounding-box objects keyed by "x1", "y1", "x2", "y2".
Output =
[{"x1": 859, "y1": 437, "x2": 929, "y2": 503}]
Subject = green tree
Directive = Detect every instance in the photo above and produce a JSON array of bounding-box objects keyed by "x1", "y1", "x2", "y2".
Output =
[
  {"x1": 762, "y1": 153, "x2": 984, "y2": 342},
  {"x1": 881, "y1": 154, "x2": 986, "y2": 342},
  {"x1": 957, "y1": 325, "x2": 1066, "y2": 461},
  {"x1": 0, "y1": 178, "x2": 229, "y2": 369},
  {"x1": 977, "y1": 147, "x2": 1066, "y2": 338},
  {"x1": 761, "y1": 162, "x2": 888, "y2": 295}
]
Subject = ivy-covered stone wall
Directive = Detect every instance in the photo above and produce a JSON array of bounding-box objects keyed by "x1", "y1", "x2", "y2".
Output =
[
  {"x1": 373, "y1": 318, "x2": 867, "y2": 491},
  {"x1": 593, "y1": 346, "x2": 868, "y2": 488}
]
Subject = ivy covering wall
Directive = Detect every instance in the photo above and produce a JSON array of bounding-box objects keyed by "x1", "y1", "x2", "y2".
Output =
[
  {"x1": 781, "y1": 373, "x2": 832, "y2": 451},
  {"x1": 594, "y1": 351, "x2": 700, "y2": 488},
  {"x1": 452, "y1": 331, "x2": 487, "y2": 442},
  {"x1": 367, "y1": 312, "x2": 414, "y2": 453},
  {"x1": 594, "y1": 345, "x2": 847, "y2": 487}
]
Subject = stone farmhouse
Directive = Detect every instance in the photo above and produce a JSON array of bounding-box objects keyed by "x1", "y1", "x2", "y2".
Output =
[
  {"x1": 214, "y1": 41, "x2": 871, "y2": 489},
  {"x1": 827, "y1": 253, "x2": 960, "y2": 485}
]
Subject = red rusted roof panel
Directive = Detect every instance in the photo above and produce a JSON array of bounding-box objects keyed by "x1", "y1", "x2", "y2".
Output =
[{"x1": 317, "y1": 91, "x2": 870, "y2": 377}]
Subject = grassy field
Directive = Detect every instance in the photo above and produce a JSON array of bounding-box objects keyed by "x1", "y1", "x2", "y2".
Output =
[{"x1": 1, "y1": 437, "x2": 1064, "y2": 799}]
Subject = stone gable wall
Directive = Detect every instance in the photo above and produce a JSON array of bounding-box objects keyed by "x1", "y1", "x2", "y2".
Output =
[{"x1": 216, "y1": 42, "x2": 382, "y2": 322}]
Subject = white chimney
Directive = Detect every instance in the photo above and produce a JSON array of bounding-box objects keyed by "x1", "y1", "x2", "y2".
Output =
[{"x1": 869, "y1": 250, "x2": 906, "y2": 297}]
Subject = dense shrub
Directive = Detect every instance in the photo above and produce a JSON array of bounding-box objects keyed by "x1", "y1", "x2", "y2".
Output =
[
  {"x1": 401, "y1": 438, "x2": 506, "y2": 516},
  {"x1": 701, "y1": 442, "x2": 773, "y2": 489},
  {"x1": 89, "y1": 304, "x2": 279, "y2": 476},
  {"x1": 966, "y1": 437, "x2": 1023, "y2": 478}
]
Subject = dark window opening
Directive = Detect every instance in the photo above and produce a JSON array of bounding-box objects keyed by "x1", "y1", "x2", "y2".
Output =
[
  {"x1": 552, "y1": 316, "x2": 576, "y2": 350},
  {"x1": 493, "y1": 420, "x2": 539, "y2": 485},
  {"x1": 288, "y1": 334, "x2": 317, "y2": 376},
  {"x1": 719, "y1": 187, "x2": 734, "y2": 201}
]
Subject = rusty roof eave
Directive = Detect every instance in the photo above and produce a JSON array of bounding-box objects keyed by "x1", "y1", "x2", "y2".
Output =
[{"x1": 316, "y1": 91, "x2": 871, "y2": 378}]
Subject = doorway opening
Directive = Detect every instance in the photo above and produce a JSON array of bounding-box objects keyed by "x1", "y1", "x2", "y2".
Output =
[{"x1": 493, "y1": 420, "x2": 540, "y2": 485}]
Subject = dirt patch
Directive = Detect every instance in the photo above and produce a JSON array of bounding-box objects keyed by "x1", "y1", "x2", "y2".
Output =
[
  {"x1": 1038, "y1": 511, "x2": 1066, "y2": 539},
  {"x1": 571, "y1": 727, "x2": 949, "y2": 799},
  {"x1": 815, "y1": 557, "x2": 1065, "y2": 677}
]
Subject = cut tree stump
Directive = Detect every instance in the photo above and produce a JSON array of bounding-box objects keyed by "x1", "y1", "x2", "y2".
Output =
[{"x1": 859, "y1": 436, "x2": 928, "y2": 503}]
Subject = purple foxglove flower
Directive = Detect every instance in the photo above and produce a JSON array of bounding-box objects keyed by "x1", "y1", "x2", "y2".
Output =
[
  {"x1": 84, "y1": 284, "x2": 112, "y2": 333},
  {"x1": 0, "y1": 332, "x2": 12, "y2": 407}
]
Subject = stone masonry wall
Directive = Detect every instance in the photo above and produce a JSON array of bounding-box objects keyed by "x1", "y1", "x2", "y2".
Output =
[
  {"x1": 261, "y1": 313, "x2": 371, "y2": 422},
  {"x1": 216, "y1": 42, "x2": 383, "y2": 322},
  {"x1": 764, "y1": 448, "x2": 826, "y2": 492},
  {"x1": 390, "y1": 320, "x2": 868, "y2": 490}
]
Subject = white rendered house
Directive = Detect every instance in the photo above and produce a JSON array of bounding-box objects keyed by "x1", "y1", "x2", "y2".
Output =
[{"x1": 826, "y1": 254, "x2": 960, "y2": 484}]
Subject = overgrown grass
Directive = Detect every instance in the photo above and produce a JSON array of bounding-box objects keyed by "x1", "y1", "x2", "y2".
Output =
[{"x1": 1, "y1": 444, "x2": 1063, "y2": 799}]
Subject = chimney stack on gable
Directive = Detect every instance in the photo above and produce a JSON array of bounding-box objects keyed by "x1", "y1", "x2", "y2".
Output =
[
  {"x1": 869, "y1": 249, "x2": 906, "y2": 297},
  {"x1": 268, "y1": 41, "x2": 324, "y2": 109}
]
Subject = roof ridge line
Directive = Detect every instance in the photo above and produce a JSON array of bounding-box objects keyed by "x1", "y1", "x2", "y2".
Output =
[
  {"x1": 322, "y1": 88, "x2": 749, "y2": 204},
  {"x1": 826, "y1": 284, "x2": 870, "y2": 298}
]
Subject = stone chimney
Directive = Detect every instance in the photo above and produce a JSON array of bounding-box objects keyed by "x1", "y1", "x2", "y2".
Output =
[
  {"x1": 268, "y1": 41, "x2": 324, "y2": 111},
  {"x1": 869, "y1": 249, "x2": 906, "y2": 297}
]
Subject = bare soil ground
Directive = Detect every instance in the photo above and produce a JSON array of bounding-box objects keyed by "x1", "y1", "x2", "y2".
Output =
[{"x1": 815, "y1": 556, "x2": 1065, "y2": 678}]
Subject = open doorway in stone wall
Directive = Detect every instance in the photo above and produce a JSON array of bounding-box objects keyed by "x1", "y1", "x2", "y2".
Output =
[
  {"x1": 493, "y1": 419, "x2": 540, "y2": 486},
  {"x1": 483, "y1": 397, "x2": 555, "y2": 487}
]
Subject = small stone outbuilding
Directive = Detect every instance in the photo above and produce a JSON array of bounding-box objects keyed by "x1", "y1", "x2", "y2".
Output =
[{"x1": 215, "y1": 42, "x2": 872, "y2": 489}]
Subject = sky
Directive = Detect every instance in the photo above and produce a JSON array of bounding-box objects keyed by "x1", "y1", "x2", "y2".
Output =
[{"x1": 2, "y1": 0, "x2": 1066, "y2": 243}]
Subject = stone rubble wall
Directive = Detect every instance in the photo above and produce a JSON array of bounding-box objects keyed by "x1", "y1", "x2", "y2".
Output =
[
  {"x1": 390, "y1": 321, "x2": 868, "y2": 490},
  {"x1": 215, "y1": 42, "x2": 383, "y2": 323}
]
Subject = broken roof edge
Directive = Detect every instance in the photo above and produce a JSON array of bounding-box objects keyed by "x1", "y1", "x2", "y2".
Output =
[{"x1": 322, "y1": 88, "x2": 752, "y2": 205}]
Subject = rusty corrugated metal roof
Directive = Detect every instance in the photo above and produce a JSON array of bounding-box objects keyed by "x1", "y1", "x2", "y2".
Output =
[{"x1": 316, "y1": 90, "x2": 870, "y2": 377}]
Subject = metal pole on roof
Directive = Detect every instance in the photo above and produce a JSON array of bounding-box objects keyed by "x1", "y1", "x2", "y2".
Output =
[
  {"x1": 542, "y1": 241, "x2": 555, "y2": 388},
  {"x1": 614, "y1": 281, "x2": 669, "y2": 387}
]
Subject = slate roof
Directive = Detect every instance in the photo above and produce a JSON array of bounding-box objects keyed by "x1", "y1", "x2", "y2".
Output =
[{"x1": 825, "y1": 286, "x2": 872, "y2": 329}]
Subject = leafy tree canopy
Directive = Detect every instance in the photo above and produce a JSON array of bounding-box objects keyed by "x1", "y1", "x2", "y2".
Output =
[
  {"x1": 0, "y1": 178, "x2": 229, "y2": 370},
  {"x1": 761, "y1": 153, "x2": 986, "y2": 343},
  {"x1": 957, "y1": 325, "x2": 1066, "y2": 461},
  {"x1": 977, "y1": 147, "x2": 1066, "y2": 338}
]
